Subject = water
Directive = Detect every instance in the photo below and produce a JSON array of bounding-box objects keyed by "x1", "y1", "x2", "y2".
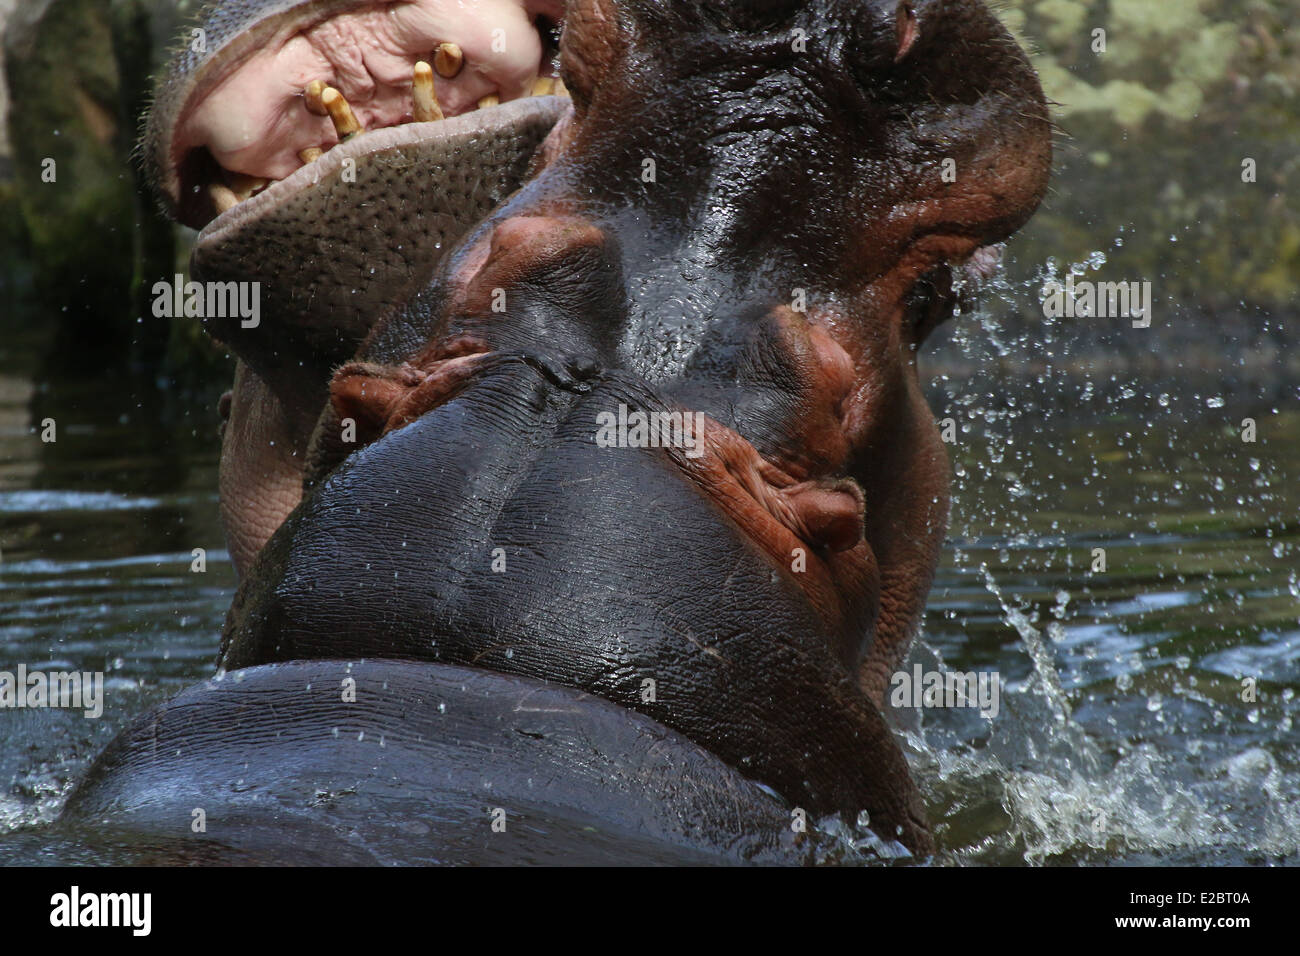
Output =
[
  {"x1": 908, "y1": 407, "x2": 1299, "y2": 865},
  {"x1": 904, "y1": 259, "x2": 1299, "y2": 865},
  {"x1": 1, "y1": 270, "x2": 1296, "y2": 864},
  {"x1": 0, "y1": 342, "x2": 234, "y2": 840}
]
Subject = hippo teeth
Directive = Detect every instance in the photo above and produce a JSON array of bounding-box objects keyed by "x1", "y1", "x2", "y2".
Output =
[
  {"x1": 434, "y1": 42, "x2": 464, "y2": 79},
  {"x1": 412, "y1": 62, "x2": 444, "y2": 123},
  {"x1": 163, "y1": 0, "x2": 571, "y2": 229},
  {"x1": 285, "y1": 52, "x2": 569, "y2": 176},
  {"x1": 210, "y1": 170, "x2": 274, "y2": 213},
  {"x1": 199, "y1": 58, "x2": 570, "y2": 224},
  {"x1": 321, "y1": 87, "x2": 363, "y2": 140},
  {"x1": 303, "y1": 80, "x2": 327, "y2": 117}
]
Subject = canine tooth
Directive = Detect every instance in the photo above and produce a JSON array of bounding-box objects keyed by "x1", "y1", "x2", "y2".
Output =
[
  {"x1": 304, "y1": 80, "x2": 328, "y2": 116},
  {"x1": 412, "y1": 61, "x2": 444, "y2": 122},
  {"x1": 477, "y1": 93, "x2": 499, "y2": 109},
  {"x1": 299, "y1": 147, "x2": 324, "y2": 164},
  {"x1": 531, "y1": 77, "x2": 555, "y2": 96},
  {"x1": 322, "y1": 87, "x2": 363, "y2": 140},
  {"x1": 434, "y1": 42, "x2": 463, "y2": 79},
  {"x1": 210, "y1": 182, "x2": 239, "y2": 214}
]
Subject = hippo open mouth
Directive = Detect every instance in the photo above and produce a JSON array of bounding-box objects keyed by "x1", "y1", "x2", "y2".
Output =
[
  {"x1": 148, "y1": 0, "x2": 568, "y2": 229},
  {"x1": 68, "y1": 0, "x2": 1053, "y2": 863}
]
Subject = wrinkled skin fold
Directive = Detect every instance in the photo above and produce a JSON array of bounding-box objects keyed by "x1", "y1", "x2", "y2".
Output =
[{"x1": 66, "y1": 0, "x2": 1051, "y2": 862}]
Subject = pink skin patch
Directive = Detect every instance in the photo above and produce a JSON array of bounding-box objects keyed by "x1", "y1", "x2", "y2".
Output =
[{"x1": 179, "y1": 0, "x2": 559, "y2": 182}]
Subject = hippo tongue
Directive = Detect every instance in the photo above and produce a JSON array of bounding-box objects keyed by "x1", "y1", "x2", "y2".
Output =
[{"x1": 192, "y1": 96, "x2": 566, "y2": 398}]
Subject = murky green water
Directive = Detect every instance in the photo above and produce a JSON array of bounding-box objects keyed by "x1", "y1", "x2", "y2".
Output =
[{"x1": 1, "y1": 294, "x2": 1296, "y2": 864}]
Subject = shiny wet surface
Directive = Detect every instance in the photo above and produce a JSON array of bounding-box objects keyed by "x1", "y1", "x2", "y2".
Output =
[{"x1": 1, "y1": 307, "x2": 1296, "y2": 865}]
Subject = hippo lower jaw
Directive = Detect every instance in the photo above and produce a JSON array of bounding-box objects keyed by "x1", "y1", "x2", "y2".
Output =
[
  {"x1": 194, "y1": 99, "x2": 565, "y2": 241},
  {"x1": 192, "y1": 95, "x2": 569, "y2": 391}
]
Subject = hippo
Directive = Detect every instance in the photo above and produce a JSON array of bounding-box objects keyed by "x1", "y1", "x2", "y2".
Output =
[{"x1": 61, "y1": 0, "x2": 1051, "y2": 864}]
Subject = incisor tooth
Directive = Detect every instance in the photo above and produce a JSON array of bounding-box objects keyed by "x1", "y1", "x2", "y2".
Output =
[
  {"x1": 434, "y1": 42, "x2": 463, "y2": 79},
  {"x1": 322, "y1": 87, "x2": 363, "y2": 140},
  {"x1": 412, "y1": 61, "x2": 444, "y2": 122},
  {"x1": 477, "y1": 93, "x2": 499, "y2": 109},
  {"x1": 210, "y1": 182, "x2": 239, "y2": 214},
  {"x1": 531, "y1": 77, "x2": 555, "y2": 96},
  {"x1": 299, "y1": 147, "x2": 323, "y2": 164},
  {"x1": 304, "y1": 80, "x2": 327, "y2": 116}
]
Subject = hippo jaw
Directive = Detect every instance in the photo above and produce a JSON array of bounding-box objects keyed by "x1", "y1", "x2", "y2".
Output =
[{"x1": 153, "y1": 0, "x2": 1050, "y2": 858}]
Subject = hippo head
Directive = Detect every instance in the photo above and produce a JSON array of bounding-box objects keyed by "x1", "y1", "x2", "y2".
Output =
[{"x1": 146, "y1": 0, "x2": 1050, "y2": 856}]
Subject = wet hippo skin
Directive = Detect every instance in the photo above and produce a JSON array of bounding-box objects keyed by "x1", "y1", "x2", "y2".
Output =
[
  {"x1": 65, "y1": 0, "x2": 1051, "y2": 862},
  {"x1": 63, "y1": 661, "x2": 796, "y2": 864}
]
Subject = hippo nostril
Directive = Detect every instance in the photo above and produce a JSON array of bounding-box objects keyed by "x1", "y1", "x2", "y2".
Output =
[{"x1": 793, "y1": 480, "x2": 866, "y2": 553}]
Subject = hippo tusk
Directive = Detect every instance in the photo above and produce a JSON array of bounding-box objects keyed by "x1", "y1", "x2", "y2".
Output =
[
  {"x1": 412, "y1": 61, "x2": 444, "y2": 122},
  {"x1": 303, "y1": 79, "x2": 328, "y2": 116},
  {"x1": 434, "y1": 42, "x2": 463, "y2": 79},
  {"x1": 322, "y1": 87, "x2": 363, "y2": 140}
]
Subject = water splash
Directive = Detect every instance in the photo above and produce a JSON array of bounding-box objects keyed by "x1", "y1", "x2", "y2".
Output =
[{"x1": 906, "y1": 247, "x2": 1300, "y2": 865}]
